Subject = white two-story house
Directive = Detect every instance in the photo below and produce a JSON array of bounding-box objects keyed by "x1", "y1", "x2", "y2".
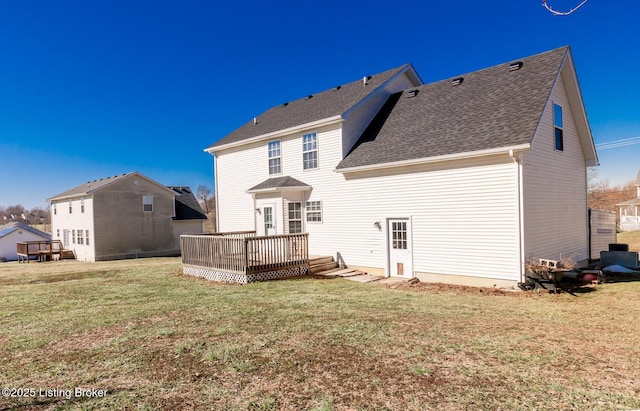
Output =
[{"x1": 205, "y1": 47, "x2": 598, "y2": 287}]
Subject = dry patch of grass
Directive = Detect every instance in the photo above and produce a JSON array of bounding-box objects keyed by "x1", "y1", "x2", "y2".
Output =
[
  {"x1": 1, "y1": 257, "x2": 639, "y2": 410},
  {"x1": 617, "y1": 230, "x2": 640, "y2": 252}
]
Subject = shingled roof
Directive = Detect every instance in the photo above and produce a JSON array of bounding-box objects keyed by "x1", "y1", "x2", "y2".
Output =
[
  {"x1": 168, "y1": 186, "x2": 207, "y2": 220},
  {"x1": 337, "y1": 47, "x2": 570, "y2": 170},
  {"x1": 207, "y1": 64, "x2": 419, "y2": 150},
  {"x1": 247, "y1": 176, "x2": 311, "y2": 193},
  {"x1": 47, "y1": 173, "x2": 136, "y2": 201}
]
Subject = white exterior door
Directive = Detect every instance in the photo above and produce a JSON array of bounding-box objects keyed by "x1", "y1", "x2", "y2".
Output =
[
  {"x1": 62, "y1": 229, "x2": 70, "y2": 248},
  {"x1": 388, "y1": 219, "x2": 413, "y2": 278},
  {"x1": 262, "y1": 205, "x2": 276, "y2": 236}
]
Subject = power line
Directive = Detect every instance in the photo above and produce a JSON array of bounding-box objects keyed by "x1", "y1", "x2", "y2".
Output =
[{"x1": 596, "y1": 136, "x2": 640, "y2": 150}]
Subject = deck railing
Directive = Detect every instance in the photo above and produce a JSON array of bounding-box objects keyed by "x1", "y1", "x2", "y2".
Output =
[
  {"x1": 180, "y1": 232, "x2": 308, "y2": 275},
  {"x1": 16, "y1": 240, "x2": 64, "y2": 262}
]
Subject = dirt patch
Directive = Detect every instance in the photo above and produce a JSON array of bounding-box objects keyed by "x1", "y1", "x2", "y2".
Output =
[{"x1": 382, "y1": 280, "x2": 533, "y2": 297}]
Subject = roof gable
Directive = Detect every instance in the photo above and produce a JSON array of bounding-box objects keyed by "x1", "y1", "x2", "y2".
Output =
[
  {"x1": 337, "y1": 47, "x2": 571, "y2": 170},
  {"x1": 47, "y1": 172, "x2": 174, "y2": 202},
  {"x1": 207, "y1": 64, "x2": 421, "y2": 151},
  {"x1": 0, "y1": 222, "x2": 50, "y2": 239}
]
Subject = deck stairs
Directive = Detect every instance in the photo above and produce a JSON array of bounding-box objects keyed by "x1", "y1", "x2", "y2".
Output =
[
  {"x1": 60, "y1": 249, "x2": 76, "y2": 260},
  {"x1": 309, "y1": 255, "x2": 378, "y2": 282}
]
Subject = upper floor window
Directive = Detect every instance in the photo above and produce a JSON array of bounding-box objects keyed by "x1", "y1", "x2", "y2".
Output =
[
  {"x1": 80, "y1": 197, "x2": 85, "y2": 213},
  {"x1": 302, "y1": 132, "x2": 318, "y2": 170},
  {"x1": 268, "y1": 140, "x2": 281, "y2": 175},
  {"x1": 553, "y1": 103, "x2": 563, "y2": 151},
  {"x1": 68, "y1": 199, "x2": 73, "y2": 214},
  {"x1": 53, "y1": 204, "x2": 57, "y2": 215},
  {"x1": 143, "y1": 195, "x2": 153, "y2": 212}
]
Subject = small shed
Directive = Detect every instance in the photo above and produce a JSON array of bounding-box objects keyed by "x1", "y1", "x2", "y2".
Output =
[
  {"x1": 0, "y1": 222, "x2": 51, "y2": 261},
  {"x1": 588, "y1": 208, "x2": 617, "y2": 260}
]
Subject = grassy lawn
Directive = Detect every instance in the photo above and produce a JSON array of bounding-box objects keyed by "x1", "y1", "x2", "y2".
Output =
[{"x1": 1, "y1": 258, "x2": 639, "y2": 410}]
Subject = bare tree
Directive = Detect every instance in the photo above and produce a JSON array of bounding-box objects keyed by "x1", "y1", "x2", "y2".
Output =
[{"x1": 196, "y1": 185, "x2": 213, "y2": 214}]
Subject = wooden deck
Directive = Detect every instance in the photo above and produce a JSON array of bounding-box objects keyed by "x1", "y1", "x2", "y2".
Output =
[
  {"x1": 16, "y1": 240, "x2": 73, "y2": 263},
  {"x1": 180, "y1": 232, "x2": 309, "y2": 283}
]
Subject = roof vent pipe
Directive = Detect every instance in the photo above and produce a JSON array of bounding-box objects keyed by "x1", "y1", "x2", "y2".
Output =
[
  {"x1": 363, "y1": 76, "x2": 371, "y2": 85},
  {"x1": 451, "y1": 77, "x2": 464, "y2": 86},
  {"x1": 509, "y1": 61, "x2": 524, "y2": 71},
  {"x1": 253, "y1": 117, "x2": 257, "y2": 125}
]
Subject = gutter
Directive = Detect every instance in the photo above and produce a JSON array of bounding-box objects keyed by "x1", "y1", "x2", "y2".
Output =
[
  {"x1": 335, "y1": 144, "x2": 531, "y2": 174},
  {"x1": 205, "y1": 116, "x2": 344, "y2": 153}
]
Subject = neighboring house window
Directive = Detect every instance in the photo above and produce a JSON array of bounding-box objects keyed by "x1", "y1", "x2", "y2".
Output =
[
  {"x1": 86, "y1": 230, "x2": 90, "y2": 246},
  {"x1": 143, "y1": 196, "x2": 153, "y2": 212},
  {"x1": 288, "y1": 202, "x2": 302, "y2": 233},
  {"x1": 81, "y1": 197, "x2": 85, "y2": 213},
  {"x1": 302, "y1": 132, "x2": 318, "y2": 170},
  {"x1": 56, "y1": 229, "x2": 60, "y2": 237},
  {"x1": 78, "y1": 230, "x2": 84, "y2": 245},
  {"x1": 69, "y1": 200, "x2": 73, "y2": 214},
  {"x1": 54, "y1": 204, "x2": 57, "y2": 215},
  {"x1": 554, "y1": 103, "x2": 563, "y2": 151},
  {"x1": 268, "y1": 140, "x2": 281, "y2": 175},
  {"x1": 72, "y1": 229, "x2": 76, "y2": 244},
  {"x1": 306, "y1": 201, "x2": 322, "y2": 222}
]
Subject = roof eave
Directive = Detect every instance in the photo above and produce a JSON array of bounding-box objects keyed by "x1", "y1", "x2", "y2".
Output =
[
  {"x1": 246, "y1": 186, "x2": 312, "y2": 194},
  {"x1": 205, "y1": 115, "x2": 344, "y2": 154},
  {"x1": 335, "y1": 144, "x2": 532, "y2": 174}
]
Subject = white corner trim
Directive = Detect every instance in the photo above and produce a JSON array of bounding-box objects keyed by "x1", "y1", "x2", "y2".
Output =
[
  {"x1": 335, "y1": 144, "x2": 531, "y2": 174},
  {"x1": 205, "y1": 116, "x2": 344, "y2": 153}
]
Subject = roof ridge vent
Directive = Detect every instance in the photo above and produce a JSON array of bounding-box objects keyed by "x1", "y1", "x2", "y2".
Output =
[
  {"x1": 282, "y1": 102, "x2": 288, "y2": 107},
  {"x1": 306, "y1": 94, "x2": 313, "y2": 99},
  {"x1": 335, "y1": 85, "x2": 342, "y2": 91},
  {"x1": 406, "y1": 90, "x2": 419, "y2": 98},
  {"x1": 363, "y1": 75, "x2": 371, "y2": 86},
  {"x1": 451, "y1": 77, "x2": 464, "y2": 86},
  {"x1": 509, "y1": 61, "x2": 524, "y2": 71}
]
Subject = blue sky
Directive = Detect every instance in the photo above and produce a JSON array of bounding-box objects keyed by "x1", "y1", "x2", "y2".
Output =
[{"x1": 1, "y1": 0, "x2": 639, "y2": 209}]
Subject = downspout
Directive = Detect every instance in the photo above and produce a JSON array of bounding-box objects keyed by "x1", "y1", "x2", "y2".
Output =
[
  {"x1": 510, "y1": 149, "x2": 526, "y2": 284},
  {"x1": 213, "y1": 152, "x2": 220, "y2": 233}
]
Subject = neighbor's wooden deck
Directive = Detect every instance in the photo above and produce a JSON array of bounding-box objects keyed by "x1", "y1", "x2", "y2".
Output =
[{"x1": 16, "y1": 240, "x2": 71, "y2": 263}]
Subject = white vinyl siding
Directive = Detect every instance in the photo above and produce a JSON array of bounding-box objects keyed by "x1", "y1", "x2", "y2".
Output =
[
  {"x1": 522, "y1": 73, "x2": 588, "y2": 263},
  {"x1": 321, "y1": 157, "x2": 520, "y2": 281}
]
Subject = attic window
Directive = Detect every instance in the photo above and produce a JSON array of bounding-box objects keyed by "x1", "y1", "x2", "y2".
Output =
[
  {"x1": 509, "y1": 61, "x2": 524, "y2": 71},
  {"x1": 406, "y1": 90, "x2": 419, "y2": 98},
  {"x1": 451, "y1": 77, "x2": 464, "y2": 86}
]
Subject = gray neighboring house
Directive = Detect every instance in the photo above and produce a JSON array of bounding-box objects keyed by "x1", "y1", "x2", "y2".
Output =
[
  {"x1": 0, "y1": 222, "x2": 51, "y2": 261},
  {"x1": 48, "y1": 172, "x2": 206, "y2": 261}
]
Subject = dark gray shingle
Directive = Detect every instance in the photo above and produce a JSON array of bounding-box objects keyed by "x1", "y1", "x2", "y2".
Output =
[
  {"x1": 337, "y1": 47, "x2": 568, "y2": 169},
  {"x1": 247, "y1": 176, "x2": 311, "y2": 192},
  {"x1": 208, "y1": 65, "x2": 413, "y2": 149}
]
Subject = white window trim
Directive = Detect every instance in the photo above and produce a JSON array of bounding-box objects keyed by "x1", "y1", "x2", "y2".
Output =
[
  {"x1": 553, "y1": 102, "x2": 564, "y2": 152},
  {"x1": 305, "y1": 200, "x2": 322, "y2": 223},
  {"x1": 268, "y1": 140, "x2": 282, "y2": 175},
  {"x1": 288, "y1": 201, "x2": 303, "y2": 233},
  {"x1": 302, "y1": 132, "x2": 318, "y2": 171},
  {"x1": 143, "y1": 195, "x2": 153, "y2": 212}
]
